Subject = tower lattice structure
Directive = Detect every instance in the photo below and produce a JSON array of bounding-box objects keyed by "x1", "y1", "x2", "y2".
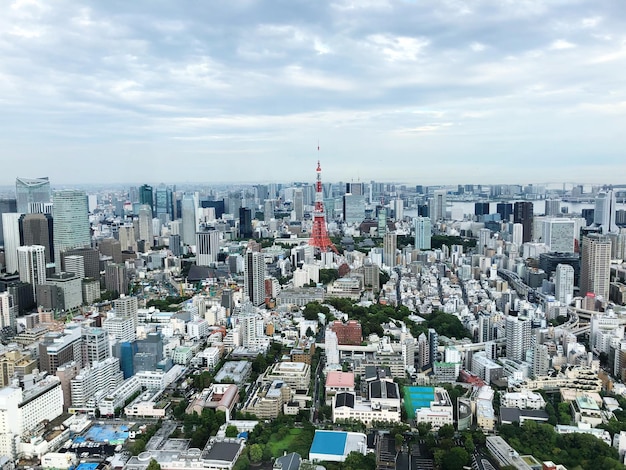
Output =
[{"x1": 310, "y1": 160, "x2": 338, "y2": 253}]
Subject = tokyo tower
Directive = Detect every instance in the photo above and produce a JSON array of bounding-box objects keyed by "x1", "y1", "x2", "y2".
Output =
[{"x1": 309, "y1": 160, "x2": 338, "y2": 253}]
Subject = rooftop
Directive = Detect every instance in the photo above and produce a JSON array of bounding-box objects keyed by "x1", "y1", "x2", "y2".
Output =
[
  {"x1": 310, "y1": 430, "x2": 347, "y2": 456},
  {"x1": 326, "y1": 371, "x2": 355, "y2": 389}
]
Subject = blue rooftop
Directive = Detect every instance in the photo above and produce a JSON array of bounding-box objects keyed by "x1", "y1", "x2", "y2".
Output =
[
  {"x1": 76, "y1": 464, "x2": 99, "y2": 470},
  {"x1": 310, "y1": 431, "x2": 347, "y2": 456}
]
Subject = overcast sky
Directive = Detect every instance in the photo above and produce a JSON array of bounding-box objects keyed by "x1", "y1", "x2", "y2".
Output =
[{"x1": 1, "y1": 0, "x2": 625, "y2": 186}]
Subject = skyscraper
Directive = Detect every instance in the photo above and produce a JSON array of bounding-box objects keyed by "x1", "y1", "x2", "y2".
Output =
[
  {"x1": 293, "y1": 189, "x2": 304, "y2": 221},
  {"x1": 244, "y1": 250, "x2": 265, "y2": 306},
  {"x1": 138, "y1": 204, "x2": 154, "y2": 248},
  {"x1": 383, "y1": 232, "x2": 397, "y2": 267},
  {"x1": 593, "y1": 188, "x2": 618, "y2": 234},
  {"x1": 430, "y1": 189, "x2": 447, "y2": 221},
  {"x1": 542, "y1": 219, "x2": 575, "y2": 253},
  {"x1": 113, "y1": 295, "x2": 139, "y2": 331},
  {"x1": 139, "y1": 184, "x2": 154, "y2": 215},
  {"x1": 19, "y1": 213, "x2": 54, "y2": 263},
  {"x1": 17, "y1": 245, "x2": 46, "y2": 298},
  {"x1": 505, "y1": 314, "x2": 531, "y2": 361},
  {"x1": 544, "y1": 199, "x2": 561, "y2": 216},
  {"x1": 555, "y1": 264, "x2": 574, "y2": 305},
  {"x1": 496, "y1": 202, "x2": 513, "y2": 222},
  {"x1": 514, "y1": 201, "x2": 533, "y2": 243},
  {"x1": 181, "y1": 194, "x2": 197, "y2": 246},
  {"x1": 414, "y1": 217, "x2": 432, "y2": 250},
  {"x1": 52, "y1": 190, "x2": 91, "y2": 272},
  {"x1": 2, "y1": 213, "x2": 21, "y2": 273},
  {"x1": 0, "y1": 198, "x2": 17, "y2": 247},
  {"x1": 0, "y1": 292, "x2": 16, "y2": 330},
  {"x1": 15, "y1": 177, "x2": 51, "y2": 214},
  {"x1": 239, "y1": 207, "x2": 253, "y2": 239},
  {"x1": 580, "y1": 234, "x2": 611, "y2": 300},
  {"x1": 196, "y1": 230, "x2": 220, "y2": 266}
]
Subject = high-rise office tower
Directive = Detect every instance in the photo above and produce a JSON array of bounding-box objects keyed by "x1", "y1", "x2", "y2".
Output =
[
  {"x1": 383, "y1": 232, "x2": 397, "y2": 267},
  {"x1": 15, "y1": 177, "x2": 51, "y2": 214},
  {"x1": 52, "y1": 190, "x2": 91, "y2": 272},
  {"x1": 514, "y1": 201, "x2": 533, "y2": 243},
  {"x1": 169, "y1": 234, "x2": 181, "y2": 257},
  {"x1": 479, "y1": 228, "x2": 491, "y2": 255},
  {"x1": 505, "y1": 314, "x2": 531, "y2": 361},
  {"x1": 63, "y1": 255, "x2": 85, "y2": 279},
  {"x1": 377, "y1": 207, "x2": 387, "y2": 235},
  {"x1": 580, "y1": 234, "x2": 611, "y2": 300},
  {"x1": 496, "y1": 202, "x2": 513, "y2": 222},
  {"x1": 118, "y1": 224, "x2": 137, "y2": 252},
  {"x1": 154, "y1": 184, "x2": 171, "y2": 221},
  {"x1": 244, "y1": 250, "x2": 265, "y2": 306},
  {"x1": 475, "y1": 202, "x2": 490, "y2": 217},
  {"x1": 98, "y1": 238, "x2": 123, "y2": 264},
  {"x1": 555, "y1": 264, "x2": 574, "y2": 305},
  {"x1": 181, "y1": 194, "x2": 197, "y2": 245},
  {"x1": 0, "y1": 292, "x2": 16, "y2": 330},
  {"x1": 2, "y1": 213, "x2": 21, "y2": 273},
  {"x1": 82, "y1": 327, "x2": 110, "y2": 365},
  {"x1": 62, "y1": 247, "x2": 99, "y2": 279},
  {"x1": 293, "y1": 189, "x2": 304, "y2": 221},
  {"x1": 139, "y1": 184, "x2": 153, "y2": 215},
  {"x1": 113, "y1": 295, "x2": 139, "y2": 331},
  {"x1": 393, "y1": 198, "x2": 404, "y2": 221},
  {"x1": 138, "y1": 204, "x2": 153, "y2": 248},
  {"x1": 430, "y1": 189, "x2": 447, "y2": 221},
  {"x1": 264, "y1": 199, "x2": 275, "y2": 221},
  {"x1": 105, "y1": 263, "x2": 128, "y2": 295},
  {"x1": 342, "y1": 194, "x2": 366, "y2": 224},
  {"x1": 0, "y1": 198, "x2": 17, "y2": 247},
  {"x1": 544, "y1": 199, "x2": 561, "y2": 216},
  {"x1": 593, "y1": 188, "x2": 618, "y2": 234},
  {"x1": 19, "y1": 213, "x2": 54, "y2": 263},
  {"x1": 17, "y1": 245, "x2": 46, "y2": 297},
  {"x1": 196, "y1": 230, "x2": 220, "y2": 266},
  {"x1": 415, "y1": 217, "x2": 432, "y2": 250},
  {"x1": 239, "y1": 207, "x2": 253, "y2": 239},
  {"x1": 542, "y1": 219, "x2": 575, "y2": 253}
]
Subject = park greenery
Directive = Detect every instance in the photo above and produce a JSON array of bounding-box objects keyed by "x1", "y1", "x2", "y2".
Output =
[
  {"x1": 498, "y1": 421, "x2": 623, "y2": 469},
  {"x1": 303, "y1": 298, "x2": 470, "y2": 340},
  {"x1": 146, "y1": 295, "x2": 191, "y2": 311}
]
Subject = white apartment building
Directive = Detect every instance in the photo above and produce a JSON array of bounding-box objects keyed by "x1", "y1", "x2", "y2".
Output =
[
  {"x1": 70, "y1": 357, "x2": 123, "y2": 408},
  {"x1": 501, "y1": 389, "x2": 546, "y2": 410},
  {"x1": 0, "y1": 376, "x2": 63, "y2": 459}
]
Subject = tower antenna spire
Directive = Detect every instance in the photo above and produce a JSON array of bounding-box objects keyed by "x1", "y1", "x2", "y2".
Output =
[{"x1": 309, "y1": 145, "x2": 338, "y2": 254}]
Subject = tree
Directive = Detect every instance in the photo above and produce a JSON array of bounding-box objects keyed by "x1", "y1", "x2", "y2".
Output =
[
  {"x1": 225, "y1": 425, "x2": 239, "y2": 438},
  {"x1": 417, "y1": 421, "x2": 432, "y2": 437},
  {"x1": 438, "y1": 423, "x2": 455, "y2": 439},
  {"x1": 441, "y1": 447, "x2": 469, "y2": 470},
  {"x1": 146, "y1": 460, "x2": 161, "y2": 470},
  {"x1": 395, "y1": 433, "x2": 404, "y2": 449},
  {"x1": 248, "y1": 443, "x2": 263, "y2": 464}
]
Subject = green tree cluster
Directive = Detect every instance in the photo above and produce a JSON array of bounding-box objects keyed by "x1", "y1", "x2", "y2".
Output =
[
  {"x1": 127, "y1": 422, "x2": 162, "y2": 455},
  {"x1": 498, "y1": 421, "x2": 621, "y2": 469},
  {"x1": 182, "y1": 408, "x2": 226, "y2": 448}
]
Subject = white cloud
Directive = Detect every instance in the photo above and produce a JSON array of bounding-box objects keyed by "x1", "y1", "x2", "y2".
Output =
[{"x1": 550, "y1": 39, "x2": 576, "y2": 50}]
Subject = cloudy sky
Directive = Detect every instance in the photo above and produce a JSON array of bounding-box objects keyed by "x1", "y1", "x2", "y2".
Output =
[{"x1": 1, "y1": 0, "x2": 625, "y2": 186}]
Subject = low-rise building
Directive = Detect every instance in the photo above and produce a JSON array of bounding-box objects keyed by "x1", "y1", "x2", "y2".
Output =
[
  {"x1": 414, "y1": 387, "x2": 454, "y2": 430},
  {"x1": 332, "y1": 378, "x2": 401, "y2": 427},
  {"x1": 325, "y1": 371, "x2": 355, "y2": 406},
  {"x1": 501, "y1": 389, "x2": 546, "y2": 410},
  {"x1": 215, "y1": 361, "x2": 252, "y2": 384},
  {"x1": 241, "y1": 380, "x2": 291, "y2": 419},
  {"x1": 187, "y1": 383, "x2": 239, "y2": 421}
]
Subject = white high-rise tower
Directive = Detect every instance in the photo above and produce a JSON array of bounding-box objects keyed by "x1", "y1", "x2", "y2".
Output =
[{"x1": 17, "y1": 245, "x2": 46, "y2": 297}]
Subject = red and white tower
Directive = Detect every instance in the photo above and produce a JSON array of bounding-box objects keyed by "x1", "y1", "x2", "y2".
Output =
[{"x1": 310, "y1": 160, "x2": 338, "y2": 253}]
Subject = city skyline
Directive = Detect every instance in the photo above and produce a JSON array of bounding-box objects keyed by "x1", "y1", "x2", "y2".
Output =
[{"x1": 1, "y1": 1, "x2": 626, "y2": 185}]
